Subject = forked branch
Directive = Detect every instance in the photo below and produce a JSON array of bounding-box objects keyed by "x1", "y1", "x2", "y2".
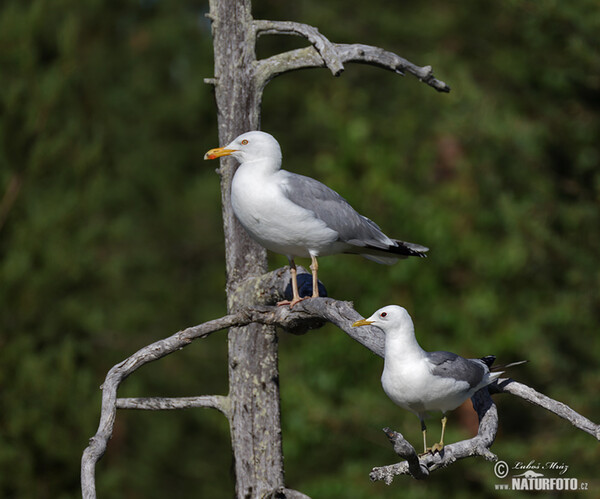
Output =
[
  {"x1": 252, "y1": 20, "x2": 450, "y2": 93},
  {"x1": 82, "y1": 269, "x2": 599, "y2": 495},
  {"x1": 371, "y1": 386, "x2": 499, "y2": 483},
  {"x1": 254, "y1": 20, "x2": 344, "y2": 76}
]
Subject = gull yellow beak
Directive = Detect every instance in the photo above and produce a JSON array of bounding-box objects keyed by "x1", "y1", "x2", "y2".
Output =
[
  {"x1": 204, "y1": 147, "x2": 237, "y2": 160},
  {"x1": 352, "y1": 319, "x2": 374, "y2": 327}
]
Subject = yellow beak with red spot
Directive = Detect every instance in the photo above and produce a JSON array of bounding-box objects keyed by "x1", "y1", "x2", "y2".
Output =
[
  {"x1": 204, "y1": 147, "x2": 237, "y2": 160},
  {"x1": 352, "y1": 318, "x2": 374, "y2": 327}
]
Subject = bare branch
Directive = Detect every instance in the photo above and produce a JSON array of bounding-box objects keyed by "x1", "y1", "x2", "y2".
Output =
[
  {"x1": 117, "y1": 396, "x2": 231, "y2": 416},
  {"x1": 81, "y1": 312, "x2": 247, "y2": 498},
  {"x1": 255, "y1": 43, "x2": 450, "y2": 93},
  {"x1": 492, "y1": 379, "x2": 600, "y2": 441},
  {"x1": 379, "y1": 428, "x2": 430, "y2": 480},
  {"x1": 337, "y1": 44, "x2": 449, "y2": 91},
  {"x1": 82, "y1": 267, "x2": 598, "y2": 493},
  {"x1": 233, "y1": 267, "x2": 385, "y2": 353},
  {"x1": 370, "y1": 388, "x2": 499, "y2": 483},
  {"x1": 254, "y1": 20, "x2": 344, "y2": 76},
  {"x1": 369, "y1": 376, "x2": 599, "y2": 482}
]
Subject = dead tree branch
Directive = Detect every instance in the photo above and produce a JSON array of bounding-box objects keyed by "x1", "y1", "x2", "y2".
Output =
[
  {"x1": 254, "y1": 20, "x2": 344, "y2": 76},
  {"x1": 82, "y1": 267, "x2": 599, "y2": 493},
  {"x1": 254, "y1": 37, "x2": 450, "y2": 93},
  {"x1": 81, "y1": 312, "x2": 254, "y2": 498},
  {"x1": 116, "y1": 396, "x2": 230, "y2": 416},
  {"x1": 492, "y1": 379, "x2": 600, "y2": 440},
  {"x1": 370, "y1": 387, "x2": 499, "y2": 483}
]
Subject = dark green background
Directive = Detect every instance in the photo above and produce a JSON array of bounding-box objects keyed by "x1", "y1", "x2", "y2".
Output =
[{"x1": 1, "y1": 0, "x2": 598, "y2": 497}]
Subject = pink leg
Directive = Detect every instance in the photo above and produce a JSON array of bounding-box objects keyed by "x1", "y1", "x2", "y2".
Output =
[
  {"x1": 310, "y1": 255, "x2": 320, "y2": 298},
  {"x1": 277, "y1": 258, "x2": 306, "y2": 308}
]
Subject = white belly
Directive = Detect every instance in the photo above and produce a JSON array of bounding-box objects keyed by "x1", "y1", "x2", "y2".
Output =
[
  {"x1": 381, "y1": 360, "x2": 471, "y2": 415},
  {"x1": 231, "y1": 167, "x2": 339, "y2": 257}
]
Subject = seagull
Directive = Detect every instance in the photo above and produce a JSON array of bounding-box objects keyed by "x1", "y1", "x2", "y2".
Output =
[
  {"x1": 204, "y1": 131, "x2": 428, "y2": 307},
  {"x1": 353, "y1": 305, "x2": 504, "y2": 455}
]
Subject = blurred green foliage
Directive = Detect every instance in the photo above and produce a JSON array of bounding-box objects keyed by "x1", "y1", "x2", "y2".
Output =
[{"x1": 1, "y1": 0, "x2": 599, "y2": 497}]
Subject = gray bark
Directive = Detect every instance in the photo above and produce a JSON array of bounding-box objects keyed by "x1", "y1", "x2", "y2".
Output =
[
  {"x1": 208, "y1": 1, "x2": 284, "y2": 496},
  {"x1": 203, "y1": 2, "x2": 447, "y2": 496},
  {"x1": 81, "y1": 267, "x2": 600, "y2": 493},
  {"x1": 81, "y1": 1, "x2": 455, "y2": 496}
]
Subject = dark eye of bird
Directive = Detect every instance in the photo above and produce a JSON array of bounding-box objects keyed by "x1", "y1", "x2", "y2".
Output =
[{"x1": 381, "y1": 312, "x2": 387, "y2": 318}]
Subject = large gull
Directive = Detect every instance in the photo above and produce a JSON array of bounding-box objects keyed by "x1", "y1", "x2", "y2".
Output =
[
  {"x1": 353, "y1": 305, "x2": 507, "y2": 454},
  {"x1": 204, "y1": 131, "x2": 428, "y2": 306}
]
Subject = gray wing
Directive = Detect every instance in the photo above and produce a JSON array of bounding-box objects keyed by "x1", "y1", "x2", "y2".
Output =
[
  {"x1": 280, "y1": 171, "x2": 427, "y2": 258},
  {"x1": 281, "y1": 171, "x2": 393, "y2": 248},
  {"x1": 426, "y1": 351, "x2": 487, "y2": 388}
]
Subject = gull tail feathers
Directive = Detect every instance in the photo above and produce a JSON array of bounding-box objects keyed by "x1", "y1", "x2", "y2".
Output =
[
  {"x1": 492, "y1": 360, "x2": 528, "y2": 371},
  {"x1": 362, "y1": 254, "x2": 399, "y2": 265},
  {"x1": 346, "y1": 237, "x2": 428, "y2": 264},
  {"x1": 480, "y1": 355, "x2": 496, "y2": 368},
  {"x1": 480, "y1": 355, "x2": 528, "y2": 372},
  {"x1": 390, "y1": 239, "x2": 429, "y2": 257},
  {"x1": 356, "y1": 239, "x2": 429, "y2": 263}
]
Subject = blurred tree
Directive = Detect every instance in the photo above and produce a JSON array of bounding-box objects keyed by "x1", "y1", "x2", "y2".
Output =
[
  {"x1": 80, "y1": 1, "x2": 448, "y2": 497},
  {"x1": 1, "y1": 0, "x2": 598, "y2": 498}
]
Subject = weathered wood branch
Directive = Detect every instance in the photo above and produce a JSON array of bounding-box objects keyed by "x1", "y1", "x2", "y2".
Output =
[
  {"x1": 255, "y1": 43, "x2": 450, "y2": 93},
  {"x1": 82, "y1": 266, "x2": 599, "y2": 494},
  {"x1": 81, "y1": 312, "x2": 249, "y2": 498},
  {"x1": 492, "y1": 379, "x2": 600, "y2": 440},
  {"x1": 194, "y1": 5, "x2": 454, "y2": 496},
  {"x1": 254, "y1": 20, "x2": 344, "y2": 76},
  {"x1": 116, "y1": 396, "x2": 231, "y2": 416},
  {"x1": 370, "y1": 387, "x2": 499, "y2": 483}
]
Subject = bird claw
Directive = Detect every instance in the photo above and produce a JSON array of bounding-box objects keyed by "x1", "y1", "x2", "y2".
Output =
[
  {"x1": 276, "y1": 297, "x2": 309, "y2": 308},
  {"x1": 430, "y1": 442, "x2": 444, "y2": 454},
  {"x1": 418, "y1": 443, "x2": 444, "y2": 457}
]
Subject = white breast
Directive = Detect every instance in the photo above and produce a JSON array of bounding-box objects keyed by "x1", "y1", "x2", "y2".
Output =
[
  {"x1": 381, "y1": 359, "x2": 472, "y2": 415},
  {"x1": 231, "y1": 165, "x2": 339, "y2": 257}
]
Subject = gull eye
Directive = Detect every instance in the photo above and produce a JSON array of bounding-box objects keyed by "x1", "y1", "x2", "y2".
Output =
[
  {"x1": 380, "y1": 312, "x2": 387, "y2": 318},
  {"x1": 241, "y1": 139, "x2": 249, "y2": 145}
]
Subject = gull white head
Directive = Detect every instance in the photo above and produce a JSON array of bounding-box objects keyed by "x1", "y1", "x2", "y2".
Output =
[
  {"x1": 352, "y1": 305, "x2": 415, "y2": 339},
  {"x1": 204, "y1": 131, "x2": 282, "y2": 165}
]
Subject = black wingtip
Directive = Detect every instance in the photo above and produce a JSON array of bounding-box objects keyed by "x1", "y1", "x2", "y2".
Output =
[
  {"x1": 480, "y1": 355, "x2": 496, "y2": 368},
  {"x1": 387, "y1": 240, "x2": 430, "y2": 258}
]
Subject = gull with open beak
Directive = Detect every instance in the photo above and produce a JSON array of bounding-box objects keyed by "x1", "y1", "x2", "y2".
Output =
[{"x1": 205, "y1": 131, "x2": 428, "y2": 307}]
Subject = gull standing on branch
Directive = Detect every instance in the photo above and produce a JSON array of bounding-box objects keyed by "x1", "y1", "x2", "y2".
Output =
[
  {"x1": 353, "y1": 305, "x2": 506, "y2": 454},
  {"x1": 204, "y1": 131, "x2": 428, "y2": 307}
]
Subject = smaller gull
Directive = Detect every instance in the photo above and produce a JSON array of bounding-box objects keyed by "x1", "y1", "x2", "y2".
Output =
[
  {"x1": 205, "y1": 131, "x2": 428, "y2": 307},
  {"x1": 353, "y1": 305, "x2": 509, "y2": 454}
]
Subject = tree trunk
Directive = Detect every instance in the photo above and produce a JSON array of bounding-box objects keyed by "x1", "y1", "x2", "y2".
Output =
[{"x1": 207, "y1": 1, "x2": 285, "y2": 497}]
